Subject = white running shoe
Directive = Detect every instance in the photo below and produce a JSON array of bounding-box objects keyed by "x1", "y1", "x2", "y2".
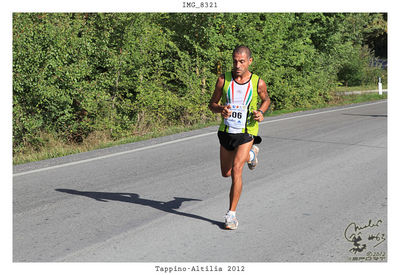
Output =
[
  {"x1": 224, "y1": 212, "x2": 239, "y2": 230},
  {"x1": 248, "y1": 145, "x2": 259, "y2": 170}
]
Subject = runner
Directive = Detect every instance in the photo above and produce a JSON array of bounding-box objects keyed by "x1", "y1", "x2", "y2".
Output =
[{"x1": 208, "y1": 46, "x2": 270, "y2": 230}]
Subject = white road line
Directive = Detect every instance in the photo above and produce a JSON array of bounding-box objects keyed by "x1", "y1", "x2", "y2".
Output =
[
  {"x1": 13, "y1": 100, "x2": 386, "y2": 177},
  {"x1": 259, "y1": 100, "x2": 386, "y2": 125},
  {"x1": 13, "y1": 132, "x2": 215, "y2": 177}
]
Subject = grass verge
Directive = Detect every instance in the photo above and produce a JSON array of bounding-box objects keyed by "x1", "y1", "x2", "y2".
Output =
[{"x1": 13, "y1": 91, "x2": 387, "y2": 165}]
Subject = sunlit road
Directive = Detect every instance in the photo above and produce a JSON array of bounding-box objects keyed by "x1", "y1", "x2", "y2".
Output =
[{"x1": 13, "y1": 100, "x2": 387, "y2": 262}]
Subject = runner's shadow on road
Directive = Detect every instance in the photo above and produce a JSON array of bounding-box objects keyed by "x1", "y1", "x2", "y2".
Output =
[{"x1": 55, "y1": 189, "x2": 225, "y2": 229}]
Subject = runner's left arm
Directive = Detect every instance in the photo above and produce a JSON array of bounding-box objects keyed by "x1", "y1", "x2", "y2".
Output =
[{"x1": 253, "y1": 79, "x2": 270, "y2": 122}]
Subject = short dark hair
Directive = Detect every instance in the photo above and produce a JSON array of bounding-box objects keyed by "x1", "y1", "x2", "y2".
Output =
[{"x1": 232, "y1": 45, "x2": 252, "y2": 59}]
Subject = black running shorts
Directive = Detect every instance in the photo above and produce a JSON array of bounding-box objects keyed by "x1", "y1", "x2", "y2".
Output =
[{"x1": 217, "y1": 131, "x2": 254, "y2": 151}]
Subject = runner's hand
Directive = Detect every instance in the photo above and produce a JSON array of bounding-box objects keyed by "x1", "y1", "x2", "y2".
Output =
[
  {"x1": 253, "y1": 110, "x2": 264, "y2": 122},
  {"x1": 222, "y1": 105, "x2": 232, "y2": 119}
]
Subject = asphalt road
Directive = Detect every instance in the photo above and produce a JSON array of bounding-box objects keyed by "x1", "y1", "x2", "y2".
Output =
[{"x1": 13, "y1": 101, "x2": 387, "y2": 262}]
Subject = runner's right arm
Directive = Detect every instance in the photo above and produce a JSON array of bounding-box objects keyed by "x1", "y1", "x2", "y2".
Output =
[{"x1": 209, "y1": 74, "x2": 232, "y2": 119}]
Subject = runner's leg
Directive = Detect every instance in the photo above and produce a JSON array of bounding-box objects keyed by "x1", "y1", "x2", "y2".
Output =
[
  {"x1": 229, "y1": 140, "x2": 254, "y2": 211},
  {"x1": 220, "y1": 145, "x2": 235, "y2": 177}
]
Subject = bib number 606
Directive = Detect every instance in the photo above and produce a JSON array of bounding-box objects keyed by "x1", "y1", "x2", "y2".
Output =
[{"x1": 231, "y1": 111, "x2": 242, "y2": 119}]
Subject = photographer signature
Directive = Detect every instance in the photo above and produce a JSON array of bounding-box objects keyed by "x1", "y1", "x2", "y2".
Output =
[{"x1": 344, "y1": 219, "x2": 386, "y2": 254}]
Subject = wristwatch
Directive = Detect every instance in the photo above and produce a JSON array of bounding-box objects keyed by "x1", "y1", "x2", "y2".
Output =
[{"x1": 257, "y1": 109, "x2": 264, "y2": 115}]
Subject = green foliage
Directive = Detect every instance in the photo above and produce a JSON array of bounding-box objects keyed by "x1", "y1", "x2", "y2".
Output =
[{"x1": 13, "y1": 12, "x2": 387, "y2": 154}]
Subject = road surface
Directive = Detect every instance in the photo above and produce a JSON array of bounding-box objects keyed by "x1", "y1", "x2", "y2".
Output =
[{"x1": 13, "y1": 101, "x2": 387, "y2": 262}]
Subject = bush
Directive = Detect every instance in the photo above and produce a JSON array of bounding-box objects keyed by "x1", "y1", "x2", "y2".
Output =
[{"x1": 13, "y1": 13, "x2": 387, "y2": 154}]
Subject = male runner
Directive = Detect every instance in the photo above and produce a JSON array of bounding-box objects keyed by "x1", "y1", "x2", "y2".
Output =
[{"x1": 208, "y1": 46, "x2": 270, "y2": 230}]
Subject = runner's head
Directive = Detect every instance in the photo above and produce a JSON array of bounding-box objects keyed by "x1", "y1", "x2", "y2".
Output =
[
  {"x1": 232, "y1": 46, "x2": 253, "y2": 77},
  {"x1": 233, "y1": 46, "x2": 252, "y2": 60}
]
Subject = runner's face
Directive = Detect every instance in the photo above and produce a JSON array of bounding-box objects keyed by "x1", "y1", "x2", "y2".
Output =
[{"x1": 232, "y1": 52, "x2": 252, "y2": 77}]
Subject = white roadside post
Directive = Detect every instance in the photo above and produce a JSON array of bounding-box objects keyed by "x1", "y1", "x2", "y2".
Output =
[{"x1": 378, "y1": 77, "x2": 383, "y2": 95}]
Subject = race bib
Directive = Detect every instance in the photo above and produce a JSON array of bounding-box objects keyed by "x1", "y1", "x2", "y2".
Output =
[{"x1": 224, "y1": 104, "x2": 248, "y2": 129}]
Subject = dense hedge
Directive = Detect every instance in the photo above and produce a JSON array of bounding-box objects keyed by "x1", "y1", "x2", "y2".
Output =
[{"x1": 13, "y1": 13, "x2": 387, "y2": 153}]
